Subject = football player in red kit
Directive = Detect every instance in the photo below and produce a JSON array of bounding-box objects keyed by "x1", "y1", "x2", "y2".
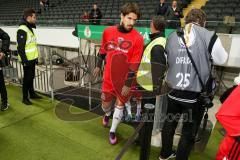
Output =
[{"x1": 93, "y1": 2, "x2": 144, "y2": 145}]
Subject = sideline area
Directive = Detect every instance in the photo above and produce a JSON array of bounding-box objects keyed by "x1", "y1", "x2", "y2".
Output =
[{"x1": 0, "y1": 85, "x2": 223, "y2": 160}]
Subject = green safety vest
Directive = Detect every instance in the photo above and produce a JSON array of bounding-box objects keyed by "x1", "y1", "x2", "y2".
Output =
[
  {"x1": 17, "y1": 25, "x2": 39, "y2": 61},
  {"x1": 137, "y1": 37, "x2": 166, "y2": 91}
]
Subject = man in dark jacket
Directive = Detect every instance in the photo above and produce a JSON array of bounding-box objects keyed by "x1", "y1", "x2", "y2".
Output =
[
  {"x1": 136, "y1": 15, "x2": 167, "y2": 159},
  {"x1": 89, "y1": 3, "x2": 102, "y2": 25},
  {"x1": 38, "y1": 0, "x2": 49, "y2": 14},
  {"x1": 0, "y1": 28, "x2": 10, "y2": 111},
  {"x1": 137, "y1": 16, "x2": 167, "y2": 102},
  {"x1": 165, "y1": 0, "x2": 183, "y2": 28},
  {"x1": 17, "y1": 8, "x2": 41, "y2": 105},
  {"x1": 155, "y1": 0, "x2": 169, "y2": 16}
]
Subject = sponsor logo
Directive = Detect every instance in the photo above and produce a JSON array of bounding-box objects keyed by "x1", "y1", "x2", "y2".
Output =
[{"x1": 84, "y1": 26, "x2": 91, "y2": 38}]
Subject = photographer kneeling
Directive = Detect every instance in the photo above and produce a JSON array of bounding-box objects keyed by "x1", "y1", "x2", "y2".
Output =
[
  {"x1": 159, "y1": 9, "x2": 228, "y2": 160},
  {"x1": 0, "y1": 28, "x2": 10, "y2": 111}
]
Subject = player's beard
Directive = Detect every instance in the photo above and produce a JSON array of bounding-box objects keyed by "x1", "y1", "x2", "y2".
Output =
[{"x1": 122, "y1": 22, "x2": 133, "y2": 32}]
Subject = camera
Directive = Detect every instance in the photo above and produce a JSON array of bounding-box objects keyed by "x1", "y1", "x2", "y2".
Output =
[
  {"x1": 198, "y1": 92, "x2": 214, "y2": 108},
  {"x1": 198, "y1": 72, "x2": 216, "y2": 108}
]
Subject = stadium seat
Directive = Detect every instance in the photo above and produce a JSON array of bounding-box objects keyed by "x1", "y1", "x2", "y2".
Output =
[{"x1": 0, "y1": 0, "x2": 219, "y2": 28}]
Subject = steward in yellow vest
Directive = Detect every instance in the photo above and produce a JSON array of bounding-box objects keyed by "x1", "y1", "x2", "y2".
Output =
[
  {"x1": 17, "y1": 8, "x2": 41, "y2": 105},
  {"x1": 137, "y1": 16, "x2": 167, "y2": 96},
  {"x1": 136, "y1": 16, "x2": 168, "y2": 160},
  {"x1": 17, "y1": 24, "x2": 38, "y2": 62}
]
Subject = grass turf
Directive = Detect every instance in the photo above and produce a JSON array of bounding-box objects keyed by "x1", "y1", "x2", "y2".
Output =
[{"x1": 0, "y1": 85, "x2": 224, "y2": 160}]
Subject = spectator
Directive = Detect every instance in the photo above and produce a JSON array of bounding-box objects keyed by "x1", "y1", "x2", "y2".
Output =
[
  {"x1": 82, "y1": 11, "x2": 89, "y2": 23},
  {"x1": 165, "y1": 0, "x2": 183, "y2": 29},
  {"x1": 155, "y1": 0, "x2": 169, "y2": 16},
  {"x1": 89, "y1": 3, "x2": 102, "y2": 25},
  {"x1": 38, "y1": 0, "x2": 49, "y2": 14}
]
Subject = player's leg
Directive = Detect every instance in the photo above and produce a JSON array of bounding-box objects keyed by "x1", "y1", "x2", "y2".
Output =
[
  {"x1": 134, "y1": 91, "x2": 142, "y2": 121},
  {"x1": 109, "y1": 97, "x2": 126, "y2": 145},
  {"x1": 101, "y1": 91, "x2": 114, "y2": 127},
  {"x1": 135, "y1": 98, "x2": 142, "y2": 121},
  {"x1": 124, "y1": 99, "x2": 132, "y2": 122}
]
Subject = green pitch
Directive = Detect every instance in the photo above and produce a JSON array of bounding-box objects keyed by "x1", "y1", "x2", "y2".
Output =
[{"x1": 0, "y1": 85, "x2": 223, "y2": 160}]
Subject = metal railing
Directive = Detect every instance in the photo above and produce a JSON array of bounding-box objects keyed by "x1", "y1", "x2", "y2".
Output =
[{"x1": 3, "y1": 55, "x2": 51, "y2": 93}]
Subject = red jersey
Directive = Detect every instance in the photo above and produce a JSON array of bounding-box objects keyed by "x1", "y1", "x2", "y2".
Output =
[{"x1": 99, "y1": 26, "x2": 144, "y2": 92}]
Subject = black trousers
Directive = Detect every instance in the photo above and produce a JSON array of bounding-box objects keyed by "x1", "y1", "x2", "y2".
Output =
[
  {"x1": 160, "y1": 96, "x2": 205, "y2": 160},
  {"x1": 22, "y1": 60, "x2": 36, "y2": 99},
  {"x1": 139, "y1": 97, "x2": 156, "y2": 160},
  {"x1": 0, "y1": 70, "x2": 7, "y2": 104}
]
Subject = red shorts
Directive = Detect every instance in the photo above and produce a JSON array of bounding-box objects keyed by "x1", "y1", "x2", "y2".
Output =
[
  {"x1": 101, "y1": 79, "x2": 132, "y2": 104},
  {"x1": 101, "y1": 90, "x2": 132, "y2": 104}
]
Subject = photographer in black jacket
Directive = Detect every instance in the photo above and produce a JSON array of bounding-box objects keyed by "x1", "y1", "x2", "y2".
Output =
[{"x1": 0, "y1": 28, "x2": 10, "y2": 111}]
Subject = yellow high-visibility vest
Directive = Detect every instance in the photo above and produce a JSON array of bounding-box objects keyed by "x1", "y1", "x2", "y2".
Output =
[
  {"x1": 137, "y1": 37, "x2": 166, "y2": 91},
  {"x1": 17, "y1": 25, "x2": 39, "y2": 61}
]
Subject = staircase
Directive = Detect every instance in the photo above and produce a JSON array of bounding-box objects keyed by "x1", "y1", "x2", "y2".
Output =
[{"x1": 181, "y1": 0, "x2": 208, "y2": 26}]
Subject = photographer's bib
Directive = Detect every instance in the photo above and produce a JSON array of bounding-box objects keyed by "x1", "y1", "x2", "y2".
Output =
[{"x1": 166, "y1": 24, "x2": 215, "y2": 93}]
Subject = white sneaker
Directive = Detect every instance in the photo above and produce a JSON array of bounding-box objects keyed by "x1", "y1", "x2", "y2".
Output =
[
  {"x1": 1, "y1": 103, "x2": 9, "y2": 111},
  {"x1": 159, "y1": 151, "x2": 176, "y2": 160}
]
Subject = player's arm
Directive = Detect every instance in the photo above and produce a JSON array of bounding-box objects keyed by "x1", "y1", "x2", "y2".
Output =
[
  {"x1": 124, "y1": 37, "x2": 144, "y2": 87},
  {"x1": 122, "y1": 37, "x2": 144, "y2": 96},
  {"x1": 122, "y1": 69, "x2": 136, "y2": 96},
  {"x1": 96, "y1": 53, "x2": 106, "y2": 68},
  {"x1": 93, "y1": 30, "x2": 107, "y2": 78}
]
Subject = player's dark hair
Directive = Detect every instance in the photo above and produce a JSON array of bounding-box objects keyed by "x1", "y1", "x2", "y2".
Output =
[{"x1": 121, "y1": 3, "x2": 141, "y2": 19}]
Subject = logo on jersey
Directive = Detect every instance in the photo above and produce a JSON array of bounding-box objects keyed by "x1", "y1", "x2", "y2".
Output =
[
  {"x1": 118, "y1": 37, "x2": 124, "y2": 43},
  {"x1": 104, "y1": 40, "x2": 132, "y2": 53}
]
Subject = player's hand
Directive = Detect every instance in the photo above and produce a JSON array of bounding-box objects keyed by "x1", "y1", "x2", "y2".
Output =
[
  {"x1": 174, "y1": 12, "x2": 179, "y2": 16},
  {"x1": 121, "y1": 85, "x2": 130, "y2": 96},
  {"x1": 92, "y1": 67, "x2": 101, "y2": 79},
  {"x1": 0, "y1": 52, "x2": 4, "y2": 60}
]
